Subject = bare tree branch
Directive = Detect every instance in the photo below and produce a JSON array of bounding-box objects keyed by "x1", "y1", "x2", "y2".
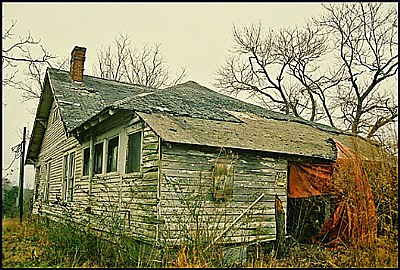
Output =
[
  {"x1": 92, "y1": 34, "x2": 186, "y2": 88},
  {"x1": 215, "y1": 3, "x2": 398, "y2": 145},
  {"x1": 2, "y1": 20, "x2": 61, "y2": 105}
]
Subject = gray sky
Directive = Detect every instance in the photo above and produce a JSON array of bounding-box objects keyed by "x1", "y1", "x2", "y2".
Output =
[{"x1": 2, "y1": 2, "x2": 325, "y2": 188}]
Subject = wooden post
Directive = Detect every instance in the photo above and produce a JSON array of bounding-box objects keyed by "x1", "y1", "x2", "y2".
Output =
[
  {"x1": 18, "y1": 127, "x2": 27, "y2": 222},
  {"x1": 274, "y1": 194, "x2": 285, "y2": 259}
]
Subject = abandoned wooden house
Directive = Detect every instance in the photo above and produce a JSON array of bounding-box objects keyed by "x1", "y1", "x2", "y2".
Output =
[{"x1": 26, "y1": 46, "x2": 381, "y2": 249}]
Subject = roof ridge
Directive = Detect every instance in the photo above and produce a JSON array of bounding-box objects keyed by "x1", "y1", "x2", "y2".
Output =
[{"x1": 48, "y1": 67, "x2": 155, "y2": 89}]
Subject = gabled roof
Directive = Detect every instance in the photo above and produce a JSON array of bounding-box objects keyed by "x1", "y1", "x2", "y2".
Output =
[
  {"x1": 48, "y1": 68, "x2": 151, "y2": 131},
  {"x1": 26, "y1": 68, "x2": 151, "y2": 164}
]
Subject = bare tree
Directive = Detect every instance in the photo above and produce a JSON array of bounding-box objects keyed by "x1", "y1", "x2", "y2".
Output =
[
  {"x1": 2, "y1": 20, "x2": 67, "y2": 103},
  {"x1": 214, "y1": 22, "x2": 337, "y2": 124},
  {"x1": 318, "y1": 3, "x2": 398, "y2": 138},
  {"x1": 93, "y1": 34, "x2": 186, "y2": 88},
  {"x1": 215, "y1": 3, "x2": 398, "y2": 141}
]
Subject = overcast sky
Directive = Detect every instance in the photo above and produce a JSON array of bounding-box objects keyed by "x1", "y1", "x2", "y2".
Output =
[{"x1": 2, "y1": 2, "x2": 326, "y2": 188}]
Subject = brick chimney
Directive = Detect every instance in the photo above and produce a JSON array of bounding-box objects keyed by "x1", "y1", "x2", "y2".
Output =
[{"x1": 69, "y1": 46, "x2": 86, "y2": 82}]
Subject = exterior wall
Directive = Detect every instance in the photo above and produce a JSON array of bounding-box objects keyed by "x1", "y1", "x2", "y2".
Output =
[
  {"x1": 87, "y1": 116, "x2": 160, "y2": 242},
  {"x1": 32, "y1": 108, "x2": 160, "y2": 243},
  {"x1": 32, "y1": 100, "x2": 85, "y2": 218},
  {"x1": 32, "y1": 103, "x2": 288, "y2": 245},
  {"x1": 158, "y1": 142, "x2": 288, "y2": 245}
]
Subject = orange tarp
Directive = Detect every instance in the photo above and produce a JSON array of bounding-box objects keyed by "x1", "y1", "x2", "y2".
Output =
[
  {"x1": 288, "y1": 162, "x2": 333, "y2": 198},
  {"x1": 288, "y1": 139, "x2": 377, "y2": 247}
]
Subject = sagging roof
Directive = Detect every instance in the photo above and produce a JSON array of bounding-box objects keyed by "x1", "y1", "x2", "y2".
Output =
[
  {"x1": 71, "y1": 77, "x2": 354, "y2": 161},
  {"x1": 111, "y1": 80, "x2": 341, "y2": 134},
  {"x1": 137, "y1": 111, "x2": 338, "y2": 160},
  {"x1": 27, "y1": 67, "x2": 379, "y2": 164}
]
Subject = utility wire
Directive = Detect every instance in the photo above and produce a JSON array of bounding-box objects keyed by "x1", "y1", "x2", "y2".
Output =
[{"x1": 3, "y1": 142, "x2": 22, "y2": 171}]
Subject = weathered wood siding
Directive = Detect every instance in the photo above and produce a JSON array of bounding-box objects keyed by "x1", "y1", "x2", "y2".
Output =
[
  {"x1": 32, "y1": 103, "x2": 287, "y2": 246},
  {"x1": 32, "y1": 108, "x2": 160, "y2": 243},
  {"x1": 88, "y1": 115, "x2": 160, "y2": 242},
  {"x1": 32, "y1": 100, "x2": 87, "y2": 221},
  {"x1": 159, "y1": 143, "x2": 288, "y2": 245}
]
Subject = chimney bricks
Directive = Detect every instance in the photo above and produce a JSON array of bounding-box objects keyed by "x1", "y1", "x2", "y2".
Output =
[{"x1": 70, "y1": 46, "x2": 86, "y2": 82}]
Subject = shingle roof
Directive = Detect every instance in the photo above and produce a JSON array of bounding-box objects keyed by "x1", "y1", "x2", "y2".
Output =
[
  {"x1": 48, "y1": 68, "x2": 151, "y2": 131},
  {"x1": 29, "y1": 68, "x2": 378, "y2": 163},
  {"x1": 137, "y1": 111, "x2": 338, "y2": 160},
  {"x1": 111, "y1": 81, "x2": 341, "y2": 134}
]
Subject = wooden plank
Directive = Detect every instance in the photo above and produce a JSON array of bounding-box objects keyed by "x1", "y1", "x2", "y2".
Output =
[{"x1": 275, "y1": 194, "x2": 285, "y2": 259}]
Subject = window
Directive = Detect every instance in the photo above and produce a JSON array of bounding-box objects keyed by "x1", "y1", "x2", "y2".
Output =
[
  {"x1": 212, "y1": 162, "x2": 234, "y2": 201},
  {"x1": 94, "y1": 142, "x2": 104, "y2": 174},
  {"x1": 67, "y1": 152, "x2": 75, "y2": 201},
  {"x1": 126, "y1": 132, "x2": 142, "y2": 173},
  {"x1": 62, "y1": 152, "x2": 76, "y2": 202},
  {"x1": 43, "y1": 162, "x2": 51, "y2": 203},
  {"x1": 62, "y1": 156, "x2": 68, "y2": 200},
  {"x1": 34, "y1": 166, "x2": 41, "y2": 202},
  {"x1": 107, "y1": 136, "x2": 119, "y2": 173},
  {"x1": 82, "y1": 147, "x2": 90, "y2": 176}
]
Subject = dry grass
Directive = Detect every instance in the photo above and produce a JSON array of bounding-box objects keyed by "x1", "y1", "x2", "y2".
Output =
[
  {"x1": 2, "y1": 214, "x2": 397, "y2": 268},
  {"x1": 1, "y1": 217, "x2": 101, "y2": 268},
  {"x1": 2, "y1": 217, "x2": 48, "y2": 268}
]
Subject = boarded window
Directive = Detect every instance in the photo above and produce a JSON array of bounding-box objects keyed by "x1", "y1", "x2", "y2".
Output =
[
  {"x1": 83, "y1": 147, "x2": 90, "y2": 176},
  {"x1": 94, "y1": 142, "x2": 104, "y2": 174},
  {"x1": 212, "y1": 162, "x2": 234, "y2": 200},
  {"x1": 126, "y1": 132, "x2": 142, "y2": 173},
  {"x1": 107, "y1": 136, "x2": 119, "y2": 173}
]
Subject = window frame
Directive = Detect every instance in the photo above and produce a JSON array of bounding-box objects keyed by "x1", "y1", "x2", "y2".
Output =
[
  {"x1": 106, "y1": 135, "x2": 119, "y2": 173},
  {"x1": 67, "y1": 152, "x2": 76, "y2": 201},
  {"x1": 82, "y1": 146, "x2": 91, "y2": 177},
  {"x1": 43, "y1": 161, "x2": 51, "y2": 203},
  {"x1": 93, "y1": 141, "x2": 104, "y2": 175},
  {"x1": 125, "y1": 130, "x2": 143, "y2": 175},
  {"x1": 61, "y1": 150, "x2": 76, "y2": 202}
]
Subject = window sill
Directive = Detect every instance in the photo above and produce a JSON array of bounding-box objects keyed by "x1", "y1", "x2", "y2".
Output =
[
  {"x1": 93, "y1": 172, "x2": 120, "y2": 179},
  {"x1": 122, "y1": 172, "x2": 143, "y2": 179}
]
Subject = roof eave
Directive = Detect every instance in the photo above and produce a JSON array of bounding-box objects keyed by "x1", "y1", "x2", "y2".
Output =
[{"x1": 25, "y1": 69, "x2": 52, "y2": 165}]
